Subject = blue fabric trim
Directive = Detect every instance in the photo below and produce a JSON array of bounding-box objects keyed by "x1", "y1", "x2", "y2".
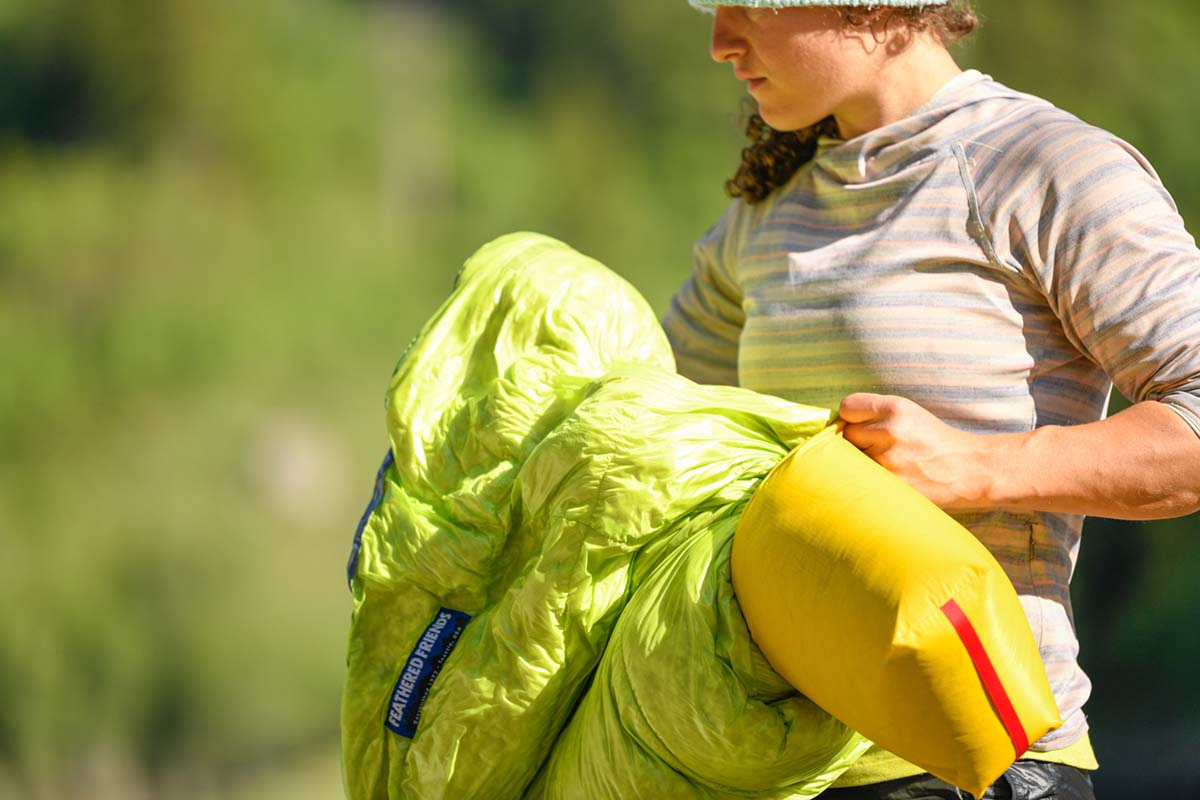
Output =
[{"x1": 346, "y1": 448, "x2": 395, "y2": 590}]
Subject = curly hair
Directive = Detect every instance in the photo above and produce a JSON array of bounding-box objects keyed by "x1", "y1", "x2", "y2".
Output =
[{"x1": 725, "y1": 2, "x2": 979, "y2": 204}]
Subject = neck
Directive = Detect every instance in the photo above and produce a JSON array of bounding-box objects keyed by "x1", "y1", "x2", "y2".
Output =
[{"x1": 833, "y1": 35, "x2": 963, "y2": 141}]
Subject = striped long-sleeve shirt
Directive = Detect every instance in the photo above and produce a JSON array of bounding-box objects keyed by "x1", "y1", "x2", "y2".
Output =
[{"x1": 663, "y1": 70, "x2": 1200, "y2": 757}]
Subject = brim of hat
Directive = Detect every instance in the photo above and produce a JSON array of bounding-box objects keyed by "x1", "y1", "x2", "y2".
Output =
[{"x1": 689, "y1": 0, "x2": 950, "y2": 9}]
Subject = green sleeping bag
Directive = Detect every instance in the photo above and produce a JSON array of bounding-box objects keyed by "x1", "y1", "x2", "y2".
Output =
[{"x1": 342, "y1": 232, "x2": 869, "y2": 799}]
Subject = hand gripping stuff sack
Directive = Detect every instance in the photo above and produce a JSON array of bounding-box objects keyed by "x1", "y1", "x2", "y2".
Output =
[{"x1": 731, "y1": 426, "x2": 1063, "y2": 797}]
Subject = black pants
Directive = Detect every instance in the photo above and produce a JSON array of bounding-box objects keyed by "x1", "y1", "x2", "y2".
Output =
[{"x1": 822, "y1": 760, "x2": 1095, "y2": 800}]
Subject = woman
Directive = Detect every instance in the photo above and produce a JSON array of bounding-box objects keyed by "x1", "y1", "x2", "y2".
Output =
[{"x1": 663, "y1": 1, "x2": 1200, "y2": 798}]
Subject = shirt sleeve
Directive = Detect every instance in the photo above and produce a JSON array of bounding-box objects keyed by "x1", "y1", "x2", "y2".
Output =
[
  {"x1": 661, "y1": 206, "x2": 745, "y2": 386},
  {"x1": 986, "y1": 116, "x2": 1200, "y2": 436}
]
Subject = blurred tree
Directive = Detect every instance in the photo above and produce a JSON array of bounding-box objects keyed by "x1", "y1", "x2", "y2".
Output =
[{"x1": 0, "y1": 0, "x2": 180, "y2": 151}]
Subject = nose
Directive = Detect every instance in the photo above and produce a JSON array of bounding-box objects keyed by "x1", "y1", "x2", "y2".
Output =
[{"x1": 710, "y1": 7, "x2": 747, "y2": 63}]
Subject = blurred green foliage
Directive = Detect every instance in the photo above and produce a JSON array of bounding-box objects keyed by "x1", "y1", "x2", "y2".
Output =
[{"x1": 0, "y1": 0, "x2": 1196, "y2": 797}]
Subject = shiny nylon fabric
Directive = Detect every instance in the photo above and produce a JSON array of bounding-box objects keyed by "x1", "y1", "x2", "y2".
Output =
[{"x1": 342, "y1": 232, "x2": 868, "y2": 799}]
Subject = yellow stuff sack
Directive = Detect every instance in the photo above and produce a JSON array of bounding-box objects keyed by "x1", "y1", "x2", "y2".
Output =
[{"x1": 731, "y1": 426, "x2": 1062, "y2": 797}]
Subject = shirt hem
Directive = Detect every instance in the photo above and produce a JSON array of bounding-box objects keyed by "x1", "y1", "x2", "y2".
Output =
[{"x1": 829, "y1": 731, "x2": 1098, "y2": 788}]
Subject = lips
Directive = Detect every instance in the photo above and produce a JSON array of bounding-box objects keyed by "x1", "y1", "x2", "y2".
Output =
[{"x1": 733, "y1": 68, "x2": 766, "y2": 91}]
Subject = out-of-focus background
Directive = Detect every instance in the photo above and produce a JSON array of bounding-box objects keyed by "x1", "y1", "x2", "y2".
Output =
[{"x1": 1, "y1": 0, "x2": 1196, "y2": 797}]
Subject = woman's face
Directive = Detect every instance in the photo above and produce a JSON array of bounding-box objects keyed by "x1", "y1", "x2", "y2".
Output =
[{"x1": 710, "y1": 6, "x2": 874, "y2": 133}]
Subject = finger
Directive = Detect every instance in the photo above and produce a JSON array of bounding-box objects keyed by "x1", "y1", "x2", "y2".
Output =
[{"x1": 841, "y1": 420, "x2": 892, "y2": 455}]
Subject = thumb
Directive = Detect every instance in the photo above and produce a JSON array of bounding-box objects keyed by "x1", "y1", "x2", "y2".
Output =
[{"x1": 838, "y1": 392, "x2": 890, "y2": 424}]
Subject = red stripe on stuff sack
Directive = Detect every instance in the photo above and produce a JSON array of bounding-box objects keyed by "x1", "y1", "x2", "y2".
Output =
[{"x1": 939, "y1": 599, "x2": 1030, "y2": 758}]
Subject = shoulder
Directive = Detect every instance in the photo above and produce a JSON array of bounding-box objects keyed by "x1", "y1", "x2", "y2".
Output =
[
  {"x1": 945, "y1": 81, "x2": 1197, "y2": 299},
  {"x1": 954, "y1": 78, "x2": 1162, "y2": 198}
]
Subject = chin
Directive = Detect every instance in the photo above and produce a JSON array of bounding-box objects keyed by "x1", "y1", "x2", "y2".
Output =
[{"x1": 757, "y1": 105, "x2": 825, "y2": 133}]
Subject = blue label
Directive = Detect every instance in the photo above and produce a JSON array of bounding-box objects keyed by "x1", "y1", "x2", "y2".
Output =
[
  {"x1": 385, "y1": 608, "x2": 471, "y2": 738},
  {"x1": 346, "y1": 448, "x2": 395, "y2": 589}
]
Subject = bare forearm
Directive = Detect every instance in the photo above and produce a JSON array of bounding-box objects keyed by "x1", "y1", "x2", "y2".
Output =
[
  {"x1": 839, "y1": 394, "x2": 1200, "y2": 520},
  {"x1": 977, "y1": 401, "x2": 1200, "y2": 520}
]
